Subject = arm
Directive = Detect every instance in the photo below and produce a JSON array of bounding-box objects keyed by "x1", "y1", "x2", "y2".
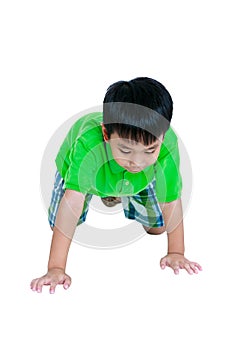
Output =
[
  {"x1": 154, "y1": 130, "x2": 202, "y2": 275},
  {"x1": 161, "y1": 198, "x2": 185, "y2": 255},
  {"x1": 160, "y1": 198, "x2": 202, "y2": 275},
  {"x1": 31, "y1": 189, "x2": 85, "y2": 293},
  {"x1": 48, "y1": 188, "x2": 85, "y2": 270}
]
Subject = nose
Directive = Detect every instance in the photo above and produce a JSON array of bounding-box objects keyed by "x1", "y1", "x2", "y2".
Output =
[{"x1": 129, "y1": 156, "x2": 144, "y2": 168}]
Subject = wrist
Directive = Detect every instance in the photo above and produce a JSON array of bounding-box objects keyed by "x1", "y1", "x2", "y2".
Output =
[
  {"x1": 167, "y1": 251, "x2": 184, "y2": 256},
  {"x1": 48, "y1": 266, "x2": 65, "y2": 272}
]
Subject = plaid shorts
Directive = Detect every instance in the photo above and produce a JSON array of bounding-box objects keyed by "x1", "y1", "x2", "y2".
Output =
[{"x1": 48, "y1": 170, "x2": 164, "y2": 229}]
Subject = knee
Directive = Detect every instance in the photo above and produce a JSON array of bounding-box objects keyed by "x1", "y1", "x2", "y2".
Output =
[{"x1": 143, "y1": 225, "x2": 166, "y2": 235}]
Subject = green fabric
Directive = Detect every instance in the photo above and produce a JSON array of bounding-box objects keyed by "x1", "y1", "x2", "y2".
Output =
[{"x1": 55, "y1": 112, "x2": 182, "y2": 202}]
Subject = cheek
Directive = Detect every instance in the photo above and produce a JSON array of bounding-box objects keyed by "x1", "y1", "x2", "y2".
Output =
[
  {"x1": 144, "y1": 158, "x2": 155, "y2": 167},
  {"x1": 112, "y1": 151, "x2": 129, "y2": 165},
  {"x1": 145, "y1": 151, "x2": 160, "y2": 166}
]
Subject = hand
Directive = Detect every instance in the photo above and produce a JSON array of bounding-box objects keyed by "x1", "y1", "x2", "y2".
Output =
[
  {"x1": 30, "y1": 268, "x2": 72, "y2": 294},
  {"x1": 160, "y1": 253, "x2": 202, "y2": 275}
]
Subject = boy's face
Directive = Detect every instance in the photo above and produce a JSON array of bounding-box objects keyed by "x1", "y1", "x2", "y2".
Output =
[{"x1": 102, "y1": 125, "x2": 163, "y2": 173}]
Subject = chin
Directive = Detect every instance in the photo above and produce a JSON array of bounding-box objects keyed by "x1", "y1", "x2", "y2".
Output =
[{"x1": 126, "y1": 168, "x2": 142, "y2": 173}]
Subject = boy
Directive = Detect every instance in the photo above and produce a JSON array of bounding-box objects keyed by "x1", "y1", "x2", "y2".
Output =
[{"x1": 31, "y1": 77, "x2": 202, "y2": 294}]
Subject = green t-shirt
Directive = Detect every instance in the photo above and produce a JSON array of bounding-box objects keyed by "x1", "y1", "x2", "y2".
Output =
[{"x1": 55, "y1": 112, "x2": 182, "y2": 202}]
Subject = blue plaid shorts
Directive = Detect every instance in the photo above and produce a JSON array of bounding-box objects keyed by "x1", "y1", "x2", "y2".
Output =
[{"x1": 48, "y1": 170, "x2": 164, "y2": 229}]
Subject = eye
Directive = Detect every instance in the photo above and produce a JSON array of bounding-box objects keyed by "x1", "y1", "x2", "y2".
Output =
[
  {"x1": 119, "y1": 149, "x2": 131, "y2": 154},
  {"x1": 145, "y1": 150, "x2": 156, "y2": 154}
]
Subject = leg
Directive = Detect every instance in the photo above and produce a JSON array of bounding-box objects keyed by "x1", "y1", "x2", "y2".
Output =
[
  {"x1": 101, "y1": 197, "x2": 121, "y2": 207},
  {"x1": 48, "y1": 170, "x2": 92, "y2": 229},
  {"x1": 122, "y1": 179, "x2": 165, "y2": 232},
  {"x1": 48, "y1": 171, "x2": 66, "y2": 229},
  {"x1": 143, "y1": 225, "x2": 166, "y2": 235}
]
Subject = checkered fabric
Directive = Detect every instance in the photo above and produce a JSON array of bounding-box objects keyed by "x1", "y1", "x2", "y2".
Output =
[{"x1": 48, "y1": 171, "x2": 164, "y2": 229}]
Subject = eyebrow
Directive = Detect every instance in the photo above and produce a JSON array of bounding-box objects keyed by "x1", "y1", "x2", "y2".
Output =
[{"x1": 117, "y1": 143, "x2": 158, "y2": 150}]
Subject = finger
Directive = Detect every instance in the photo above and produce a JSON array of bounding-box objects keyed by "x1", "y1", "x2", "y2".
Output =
[
  {"x1": 160, "y1": 258, "x2": 167, "y2": 270},
  {"x1": 187, "y1": 262, "x2": 202, "y2": 273},
  {"x1": 63, "y1": 276, "x2": 72, "y2": 290},
  {"x1": 171, "y1": 264, "x2": 180, "y2": 275},
  {"x1": 193, "y1": 263, "x2": 203, "y2": 271},
  {"x1": 49, "y1": 281, "x2": 58, "y2": 294},
  {"x1": 30, "y1": 279, "x2": 38, "y2": 291},
  {"x1": 189, "y1": 263, "x2": 200, "y2": 274},
  {"x1": 183, "y1": 263, "x2": 194, "y2": 275},
  {"x1": 36, "y1": 278, "x2": 47, "y2": 293}
]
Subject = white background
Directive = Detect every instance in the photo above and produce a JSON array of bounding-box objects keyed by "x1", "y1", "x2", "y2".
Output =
[{"x1": 1, "y1": 1, "x2": 232, "y2": 349}]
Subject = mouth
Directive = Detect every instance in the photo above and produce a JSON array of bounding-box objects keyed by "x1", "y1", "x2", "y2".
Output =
[{"x1": 126, "y1": 168, "x2": 141, "y2": 173}]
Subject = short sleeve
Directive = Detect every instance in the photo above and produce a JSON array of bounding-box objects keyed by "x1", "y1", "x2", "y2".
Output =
[
  {"x1": 64, "y1": 139, "x2": 96, "y2": 194},
  {"x1": 155, "y1": 129, "x2": 183, "y2": 202}
]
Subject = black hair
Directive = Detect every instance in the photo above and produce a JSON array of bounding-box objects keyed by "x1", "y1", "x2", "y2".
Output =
[{"x1": 103, "y1": 77, "x2": 173, "y2": 145}]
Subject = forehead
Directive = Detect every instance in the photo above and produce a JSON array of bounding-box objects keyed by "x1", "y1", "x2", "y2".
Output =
[{"x1": 109, "y1": 131, "x2": 163, "y2": 147}]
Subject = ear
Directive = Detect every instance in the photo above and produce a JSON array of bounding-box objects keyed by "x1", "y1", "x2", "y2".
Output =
[
  {"x1": 158, "y1": 133, "x2": 165, "y2": 143},
  {"x1": 101, "y1": 123, "x2": 109, "y2": 142}
]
